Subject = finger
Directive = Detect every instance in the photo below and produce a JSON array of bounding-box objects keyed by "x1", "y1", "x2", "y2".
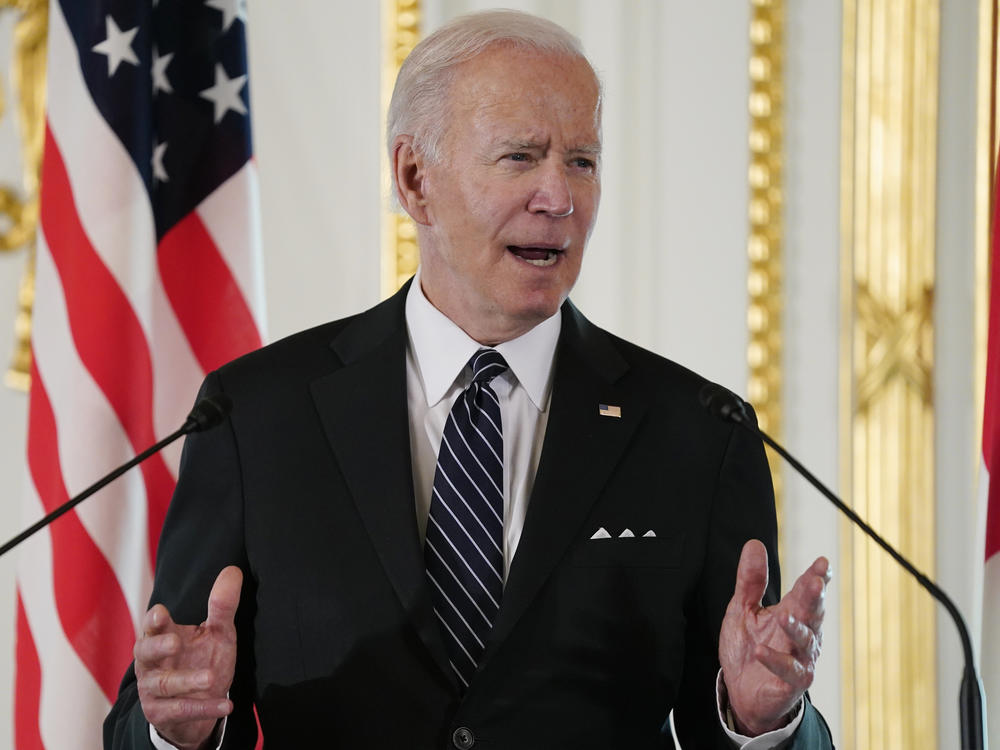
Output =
[
  {"x1": 811, "y1": 556, "x2": 832, "y2": 583},
  {"x1": 731, "y1": 539, "x2": 769, "y2": 610},
  {"x1": 206, "y1": 566, "x2": 243, "y2": 629},
  {"x1": 780, "y1": 613, "x2": 821, "y2": 657},
  {"x1": 139, "y1": 668, "x2": 214, "y2": 698},
  {"x1": 134, "y1": 632, "x2": 181, "y2": 668},
  {"x1": 142, "y1": 696, "x2": 233, "y2": 727},
  {"x1": 753, "y1": 641, "x2": 815, "y2": 691},
  {"x1": 142, "y1": 603, "x2": 176, "y2": 637},
  {"x1": 792, "y1": 573, "x2": 828, "y2": 632}
]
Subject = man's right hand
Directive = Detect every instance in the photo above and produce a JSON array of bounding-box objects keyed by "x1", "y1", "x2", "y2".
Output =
[{"x1": 135, "y1": 566, "x2": 242, "y2": 750}]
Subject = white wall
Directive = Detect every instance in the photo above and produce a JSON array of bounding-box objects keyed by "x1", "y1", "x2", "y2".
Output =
[
  {"x1": 782, "y1": 1, "x2": 844, "y2": 737},
  {"x1": 0, "y1": 5, "x2": 32, "y2": 746},
  {"x1": 0, "y1": 3, "x2": 986, "y2": 748},
  {"x1": 935, "y1": 3, "x2": 981, "y2": 749}
]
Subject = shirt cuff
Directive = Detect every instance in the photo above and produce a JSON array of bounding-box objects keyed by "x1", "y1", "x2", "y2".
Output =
[
  {"x1": 715, "y1": 670, "x2": 804, "y2": 749},
  {"x1": 148, "y1": 717, "x2": 226, "y2": 750}
]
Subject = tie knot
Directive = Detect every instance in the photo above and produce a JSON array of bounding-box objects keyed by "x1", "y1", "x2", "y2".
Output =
[{"x1": 469, "y1": 348, "x2": 508, "y2": 385}]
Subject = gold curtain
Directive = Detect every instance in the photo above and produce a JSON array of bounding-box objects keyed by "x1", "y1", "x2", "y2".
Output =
[{"x1": 839, "y1": 1, "x2": 939, "y2": 747}]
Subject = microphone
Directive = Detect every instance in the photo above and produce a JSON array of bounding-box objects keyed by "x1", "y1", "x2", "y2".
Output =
[
  {"x1": 0, "y1": 393, "x2": 233, "y2": 558},
  {"x1": 698, "y1": 382, "x2": 987, "y2": 750},
  {"x1": 184, "y1": 393, "x2": 233, "y2": 433}
]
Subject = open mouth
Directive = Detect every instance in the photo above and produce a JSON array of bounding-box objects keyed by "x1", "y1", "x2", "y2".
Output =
[{"x1": 507, "y1": 246, "x2": 562, "y2": 267}]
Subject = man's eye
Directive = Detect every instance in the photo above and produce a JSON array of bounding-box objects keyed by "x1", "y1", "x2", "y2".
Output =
[
  {"x1": 506, "y1": 152, "x2": 530, "y2": 162},
  {"x1": 573, "y1": 158, "x2": 596, "y2": 170}
]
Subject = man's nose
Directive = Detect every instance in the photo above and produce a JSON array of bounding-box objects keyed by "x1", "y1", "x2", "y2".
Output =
[{"x1": 527, "y1": 163, "x2": 574, "y2": 217}]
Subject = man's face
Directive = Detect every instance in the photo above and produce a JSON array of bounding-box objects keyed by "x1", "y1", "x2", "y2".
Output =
[{"x1": 415, "y1": 46, "x2": 602, "y2": 344}]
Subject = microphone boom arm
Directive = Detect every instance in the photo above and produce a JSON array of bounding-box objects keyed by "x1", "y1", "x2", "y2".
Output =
[
  {"x1": 0, "y1": 393, "x2": 232, "y2": 559},
  {"x1": 700, "y1": 383, "x2": 987, "y2": 750}
]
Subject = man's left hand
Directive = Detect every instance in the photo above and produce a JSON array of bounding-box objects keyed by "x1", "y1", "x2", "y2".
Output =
[{"x1": 719, "y1": 539, "x2": 830, "y2": 736}]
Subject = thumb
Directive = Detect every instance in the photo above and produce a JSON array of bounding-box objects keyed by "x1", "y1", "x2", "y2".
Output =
[
  {"x1": 206, "y1": 565, "x2": 243, "y2": 628},
  {"x1": 732, "y1": 539, "x2": 769, "y2": 610}
]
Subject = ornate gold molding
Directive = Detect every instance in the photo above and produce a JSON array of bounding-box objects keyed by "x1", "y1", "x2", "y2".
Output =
[
  {"x1": 747, "y1": 0, "x2": 785, "y2": 539},
  {"x1": 839, "y1": 1, "x2": 939, "y2": 747},
  {"x1": 381, "y1": 0, "x2": 420, "y2": 298},
  {"x1": 1, "y1": 0, "x2": 47, "y2": 391}
]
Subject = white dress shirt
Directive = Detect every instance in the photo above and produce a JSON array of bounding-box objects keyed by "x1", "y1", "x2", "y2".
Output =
[
  {"x1": 405, "y1": 268, "x2": 559, "y2": 579},
  {"x1": 151, "y1": 271, "x2": 801, "y2": 749}
]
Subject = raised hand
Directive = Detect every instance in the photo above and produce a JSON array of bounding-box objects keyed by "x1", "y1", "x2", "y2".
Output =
[
  {"x1": 134, "y1": 566, "x2": 243, "y2": 749},
  {"x1": 719, "y1": 540, "x2": 830, "y2": 736}
]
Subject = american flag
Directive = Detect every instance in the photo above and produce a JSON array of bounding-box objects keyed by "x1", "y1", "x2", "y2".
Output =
[
  {"x1": 15, "y1": 0, "x2": 265, "y2": 746},
  {"x1": 979, "y1": 151, "x2": 1000, "y2": 750}
]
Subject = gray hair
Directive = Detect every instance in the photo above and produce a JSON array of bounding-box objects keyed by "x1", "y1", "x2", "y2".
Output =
[{"x1": 387, "y1": 9, "x2": 597, "y2": 166}]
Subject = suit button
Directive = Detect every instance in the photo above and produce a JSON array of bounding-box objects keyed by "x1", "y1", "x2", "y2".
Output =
[{"x1": 452, "y1": 726, "x2": 475, "y2": 749}]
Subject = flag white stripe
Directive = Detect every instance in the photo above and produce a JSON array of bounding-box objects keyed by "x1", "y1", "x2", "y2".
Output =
[
  {"x1": 47, "y1": 0, "x2": 206, "y2": 448},
  {"x1": 18, "y1": 485, "x2": 112, "y2": 750},
  {"x1": 197, "y1": 164, "x2": 268, "y2": 335},
  {"x1": 32, "y1": 230, "x2": 153, "y2": 625}
]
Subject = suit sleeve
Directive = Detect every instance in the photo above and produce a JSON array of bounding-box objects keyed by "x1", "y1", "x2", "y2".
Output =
[
  {"x1": 672, "y1": 408, "x2": 833, "y2": 749},
  {"x1": 103, "y1": 371, "x2": 259, "y2": 750}
]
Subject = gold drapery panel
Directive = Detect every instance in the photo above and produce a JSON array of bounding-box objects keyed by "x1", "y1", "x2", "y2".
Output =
[
  {"x1": 381, "y1": 0, "x2": 420, "y2": 298},
  {"x1": 747, "y1": 0, "x2": 785, "y2": 543},
  {"x1": 2, "y1": 0, "x2": 47, "y2": 391},
  {"x1": 839, "y1": 1, "x2": 939, "y2": 748}
]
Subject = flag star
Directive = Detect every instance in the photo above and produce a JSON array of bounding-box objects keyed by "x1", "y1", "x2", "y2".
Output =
[
  {"x1": 92, "y1": 15, "x2": 140, "y2": 77},
  {"x1": 152, "y1": 47, "x2": 173, "y2": 95},
  {"x1": 199, "y1": 64, "x2": 248, "y2": 123},
  {"x1": 206, "y1": 0, "x2": 247, "y2": 31},
  {"x1": 152, "y1": 140, "x2": 169, "y2": 182}
]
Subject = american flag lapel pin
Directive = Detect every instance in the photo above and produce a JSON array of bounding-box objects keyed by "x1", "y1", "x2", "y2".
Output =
[{"x1": 599, "y1": 403, "x2": 621, "y2": 418}]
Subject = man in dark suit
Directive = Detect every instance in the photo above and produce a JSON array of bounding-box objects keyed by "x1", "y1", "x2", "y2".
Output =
[{"x1": 105, "y1": 10, "x2": 833, "y2": 749}]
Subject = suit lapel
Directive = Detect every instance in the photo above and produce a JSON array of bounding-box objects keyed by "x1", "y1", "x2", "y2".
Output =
[
  {"x1": 484, "y1": 303, "x2": 648, "y2": 655},
  {"x1": 309, "y1": 283, "x2": 453, "y2": 684}
]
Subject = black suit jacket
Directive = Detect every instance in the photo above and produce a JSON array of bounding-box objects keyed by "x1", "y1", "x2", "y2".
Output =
[{"x1": 105, "y1": 283, "x2": 833, "y2": 749}]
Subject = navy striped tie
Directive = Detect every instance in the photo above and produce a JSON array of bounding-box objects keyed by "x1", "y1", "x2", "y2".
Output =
[{"x1": 425, "y1": 348, "x2": 508, "y2": 690}]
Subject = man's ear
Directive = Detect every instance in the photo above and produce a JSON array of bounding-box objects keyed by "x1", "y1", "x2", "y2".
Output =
[{"x1": 392, "y1": 135, "x2": 431, "y2": 226}]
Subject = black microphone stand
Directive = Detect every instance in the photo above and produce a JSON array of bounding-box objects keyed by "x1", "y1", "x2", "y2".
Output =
[
  {"x1": 0, "y1": 394, "x2": 232, "y2": 559},
  {"x1": 700, "y1": 384, "x2": 987, "y2": 750}
]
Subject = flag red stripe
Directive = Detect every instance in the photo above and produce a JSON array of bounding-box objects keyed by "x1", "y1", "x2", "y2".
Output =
[
  {"x1": 984, "y1": 155, "x2": 1000, "y2": 561},
  {"x1": 40, "y1": 124, "x2": 175, "y2": 563},
  {"x1": 985, "y1": 162, "x2": 1000, "y2": 465},
  {"x1": 14, "y1": 591, "x2": 45, "y2": 750},
  {"x1": 988, "y1": 485, "x2": 1000, "y2": 561},
  {"x1": 26, "y1": 358, "x2": 136, "y2": 702},
  {"x1": 159, "y1": 212, "x2": 263, "y2": 373}
]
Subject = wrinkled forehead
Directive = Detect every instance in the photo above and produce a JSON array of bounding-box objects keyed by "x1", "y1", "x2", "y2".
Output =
[{"x1": 445, "y1": 46, "x2": 603, "y2": 136}]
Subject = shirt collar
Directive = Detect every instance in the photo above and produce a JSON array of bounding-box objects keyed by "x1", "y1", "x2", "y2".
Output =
[{"x1": 405, "y1": 267, "x2": 561, "y2": 411}]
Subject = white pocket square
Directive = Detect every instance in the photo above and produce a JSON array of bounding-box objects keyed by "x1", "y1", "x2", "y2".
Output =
[{"x1": 590, "y1": 527, "x2": 658, "y2": 540}]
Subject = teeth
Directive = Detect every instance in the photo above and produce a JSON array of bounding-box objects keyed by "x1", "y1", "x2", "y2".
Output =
[{"x1": 521, "y1": 251, "x2": 557, "y2": 267}]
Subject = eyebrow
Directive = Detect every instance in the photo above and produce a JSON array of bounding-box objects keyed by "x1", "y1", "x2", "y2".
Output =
[{"x1": 494, "y1": 139, "x2": 602, "y2": 156}]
